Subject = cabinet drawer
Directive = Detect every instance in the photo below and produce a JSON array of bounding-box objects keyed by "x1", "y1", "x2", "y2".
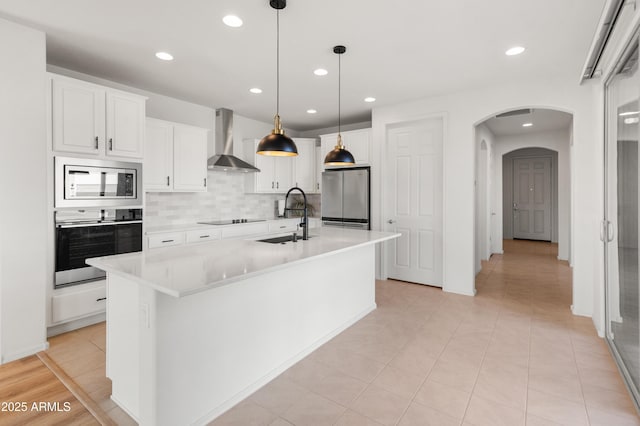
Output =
[
  {"x1": 186, "y1": 229, "x2": 220, "y2": 244},
  {"x1": 147, "y1": 232, "x2": 185, "y2": 249},
  {"x1": 269, "y1": 220, "x2": 299, "y2": 233},
  {"x1": 52, "y1": 284, "x2": 106, "y2": 323},
  {"x1": 221, "y1": 223, "x2": 269, "y2": 239}
]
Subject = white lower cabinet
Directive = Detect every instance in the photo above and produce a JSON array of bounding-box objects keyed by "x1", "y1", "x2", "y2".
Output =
[
  {"x1": 220, "y1": 222, "x2": 270, "y2": 239},
  {"x1": 268, "y1": 219, "x2": 299, "y2": 233},
  {"x1": 147, "y1": 231, "x2": 186, "y2": 249},
  {"x1": 185, "y1": 229, "x2": 221, "y2": 244},
  {"x1": 51, "y1": 282, "x2": 106, "y2": 324},
  {"x1": 146, "y1": 220, "x2": 306, "y2": 250}
]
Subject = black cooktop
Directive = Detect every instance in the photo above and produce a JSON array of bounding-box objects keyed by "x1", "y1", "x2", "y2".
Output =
[{"x1": 197, "y1": 219, "x2": 267, "y2": 225}]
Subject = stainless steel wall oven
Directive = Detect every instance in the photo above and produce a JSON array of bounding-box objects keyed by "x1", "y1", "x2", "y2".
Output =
[{"x1": 55, "y1": 209, "x2": 142, "y2": 288}]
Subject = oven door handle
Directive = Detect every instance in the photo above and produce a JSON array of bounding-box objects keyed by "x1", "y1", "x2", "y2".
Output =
[{"x1": 57, "y1": 220, "x2": 143, "y2": 228}]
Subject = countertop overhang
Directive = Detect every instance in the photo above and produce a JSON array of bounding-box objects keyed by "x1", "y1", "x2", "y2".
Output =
[{"x1": 86, "y1": 227, "x2": 399, "y2": 298}]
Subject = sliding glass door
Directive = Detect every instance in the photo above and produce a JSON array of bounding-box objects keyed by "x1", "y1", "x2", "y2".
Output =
[{"x1": 605, "y1": 34, "x2": 640, "y2": 404}]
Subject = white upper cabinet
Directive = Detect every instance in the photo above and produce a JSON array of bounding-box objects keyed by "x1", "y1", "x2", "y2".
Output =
[
  {"x1": 145, "y1": 119, "x2": 173, "y2": 191},
  {"x1": 173, "y1": 124, "x2": 208, "y2": 191},
  {"x1": 319, "y1": 128, "x2": 371, "y2": 170},
  {"x1": 243, "y1": 139, "x2": 294, "y2": 193},
  {"x1": 51, "y1": 77, "x2": 105, "y2": 155},
  {"x1": 292, "y1": 138, "x2": 317, "y2": 193},
  {"x1": 144, "y1": 118, "x2": 208, "y2": 192},
  {"x1": 106, "y1": 91, "x2": 146, "y2": 158},
  {"x1": 50, "y1": 74, "x2": 146, "y2": 159}
]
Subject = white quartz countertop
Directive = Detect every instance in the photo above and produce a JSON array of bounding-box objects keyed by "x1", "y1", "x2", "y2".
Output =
[{"x1": 87, "y1": 227, "x2": 399, "y2": 298}]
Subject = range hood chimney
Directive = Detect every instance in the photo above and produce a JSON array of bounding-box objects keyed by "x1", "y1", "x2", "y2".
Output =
[{"x1": 208, "y1": 108, "x2": 260, "y2": 172}]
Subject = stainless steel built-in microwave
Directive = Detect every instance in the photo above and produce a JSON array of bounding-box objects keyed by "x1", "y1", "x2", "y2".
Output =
[{"x1": 55, "y1": 156, "x2": 142, "y2": 208}]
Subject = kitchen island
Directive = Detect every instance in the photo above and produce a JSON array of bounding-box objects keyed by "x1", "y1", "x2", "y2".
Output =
[{"x1": 87, "y1": 227, "x2": 399, "y2": 426}]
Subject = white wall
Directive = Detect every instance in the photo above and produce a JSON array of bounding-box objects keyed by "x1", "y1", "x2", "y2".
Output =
[
  {"x1": 0, "y1": 18, "x2": 48, "y2": 363},
  {"x1": 372, "y1": 78, "x2": 601, "y2": 320},
  {"x1": 494, "y1": 129, "x2": 571, "y2": 261},
  {"x1": 298, "y1": 120, "x2": 372, "y2": 139},
  {"x1": 474, "y1": 123, "x2": 496, "y2": 273}
]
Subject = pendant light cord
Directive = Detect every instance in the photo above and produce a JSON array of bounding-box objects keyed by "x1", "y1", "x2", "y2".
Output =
[
  {"x1": 338, "y1": 51, "x2": 341, "y2": 137},
  {"x1": 276, "y1": 9, "x2": 280, "y2": 116}
]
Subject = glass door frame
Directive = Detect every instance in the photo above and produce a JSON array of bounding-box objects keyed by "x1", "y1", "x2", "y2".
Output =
[{"x1": 604, "y1": 26, "x2": 640, "y2": 410}]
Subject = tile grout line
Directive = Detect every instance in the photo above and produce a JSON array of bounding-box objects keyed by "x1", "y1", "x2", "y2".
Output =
[{"x1": 392, "y1": 304, "x2": 459, "y2": 426}]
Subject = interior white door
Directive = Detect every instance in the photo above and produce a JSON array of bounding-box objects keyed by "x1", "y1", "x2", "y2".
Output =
[
  {"x1": 512, "y1": 157, "x2": 552, "y2": 241},
  {"x1": 385, "y1": 117, "x2": 443, "y2": 286}
]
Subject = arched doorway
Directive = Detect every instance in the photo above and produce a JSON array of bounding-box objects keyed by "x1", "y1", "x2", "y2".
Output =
[{"x1": 474, "y1": 108, "x2": 573, "y2": 277}]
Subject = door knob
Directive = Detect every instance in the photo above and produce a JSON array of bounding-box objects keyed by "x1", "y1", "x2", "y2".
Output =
[{"x1": 387, "y1": 219, "x2": 396, "y2": 224}]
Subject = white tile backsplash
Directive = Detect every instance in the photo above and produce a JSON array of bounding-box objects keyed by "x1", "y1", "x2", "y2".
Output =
[{"x1": 144, "y1": 172, "x2": 320, "y2": 228}]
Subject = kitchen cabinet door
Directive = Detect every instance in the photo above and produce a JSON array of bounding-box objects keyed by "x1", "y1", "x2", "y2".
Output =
[
  {"x1": 106, "y1": 91, "x2": 145, "y2": 158},
  {"x1": 51, "y1": 77, "x2": 105, "y2": 155},
  {"x1": 319, "y1": 129, "x2": 371, "y2": 166},
  {"x1": 144, "y1": 119, "x2": 173, "y2": 191},
  {"x1": 292, "y1": 138, "x2": 316, "y2": 193},
  {"x1": 243, "y1": 139, "x2": 293, "y2": 193},
  {"x1": 274, "y1": 156, "x2": 294, "y2": 192},
  {"x1": 173, "y1": 124, "x2": 208, "y2": 192},
  {"x1": 344, "y1": 129, "x2": 371, "y2": 165},
  {"x1": 255, "y1": 147, "x2": 277, "y2": 192}
]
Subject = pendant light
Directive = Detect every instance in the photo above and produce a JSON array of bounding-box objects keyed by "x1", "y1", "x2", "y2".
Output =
[
  {"x1": 324, "y1": 45, "x2": 355, "y2": 166},
  {"x1": 257, "y1": 0, "x2": 298, "y2": 157}
]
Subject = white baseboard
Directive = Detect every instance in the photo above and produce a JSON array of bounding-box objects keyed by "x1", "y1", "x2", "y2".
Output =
[
  {"x1": 47, "y1": 312, "x2": 106, "y2": 337},
  {"x1": 2, "y1": 341, "x2": 49, "y2": 364},
  {"x1": 193, "y1": 303, "x2": 377, "y2": 426}
]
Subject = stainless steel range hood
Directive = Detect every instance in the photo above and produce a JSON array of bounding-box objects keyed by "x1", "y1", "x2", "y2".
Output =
[{"x1": 208, "y1": 108, "x2": 260, "y2": 172}]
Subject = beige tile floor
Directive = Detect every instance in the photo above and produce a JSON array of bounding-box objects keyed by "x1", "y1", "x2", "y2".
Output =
[
  {"x1": 46, "y1": 239, "x2": 640, "y2": 426},
  {"x1": 212, "y1": 240, "x2": 640, "y2": 426}
]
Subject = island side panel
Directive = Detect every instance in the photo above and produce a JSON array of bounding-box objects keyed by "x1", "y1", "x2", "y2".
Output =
[
  {"x1": 106, "y1": 273, "x2": 143, "y2": 421},
  {"x1": 151, "y1": 244, "x2": 376, "y2": 426}
]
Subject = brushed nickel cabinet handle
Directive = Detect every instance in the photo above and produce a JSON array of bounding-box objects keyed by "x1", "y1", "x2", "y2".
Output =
[
  {"x1": 109, "y1": 138, "x2": 113, "y2": 150},
  {"x1": 95, "y1": 136, "x2": 99, "y2": 149},
  {"x1": 167, "y1": 176, "x2": 170, "y2": 186}
]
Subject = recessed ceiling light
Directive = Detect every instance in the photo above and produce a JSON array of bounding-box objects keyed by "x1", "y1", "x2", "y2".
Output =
[
  {"x1": 223, "y1": 15, "x2": 243, "y2": 27},
  {"x1": 155, "y1": 51, "x2": 174, "y2": 61},
  {"x1": 522, "y1": 122, "x2": 533, "y2": 127},
  {"x1": 307, "y1": 109, "x2": 317, "y2": 114},
  {"x1": 364, "y1": 97, "x2": 376, "y2": 103},
  {"x1": 505, "y1": 46, "x2": 525, "y2": 56},
  {"x1": 619, "y1": 111, "x2": 639, "y2": 116},
  {"x1": 249, "y1": 88, "x2": 262, "y2": 94},
  {"x1": 314, "y1": 68, "x2": 328, "y2": 76}
]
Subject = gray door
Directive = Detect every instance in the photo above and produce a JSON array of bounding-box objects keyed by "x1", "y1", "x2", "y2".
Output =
[
  {"x1": 513, "y1": 157, "x2": 552, "y2": 241},
  {"x1": 321, "y1": 171, "x2": 343, "y2": 219},
  {"x1": 343, "y1": 169, "x2": 369, "y2": 221}
]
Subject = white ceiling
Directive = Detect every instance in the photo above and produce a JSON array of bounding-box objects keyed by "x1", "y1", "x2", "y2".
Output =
[
  {"x1": 0, "y1": 0, "x2": 605, "y2": 131},
  {"x1": 483, "y1": 109, "x2": 573, "y2": 137}
]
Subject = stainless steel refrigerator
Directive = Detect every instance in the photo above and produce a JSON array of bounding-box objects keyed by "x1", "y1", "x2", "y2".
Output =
[{"x1": 321, "y1": 167, "x2": 370, "y2": 229}]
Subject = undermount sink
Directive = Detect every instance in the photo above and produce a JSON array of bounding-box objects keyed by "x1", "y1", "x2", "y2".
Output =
[{"x1": 257, "y1": 235, "x2": 313, "y2": 244}]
